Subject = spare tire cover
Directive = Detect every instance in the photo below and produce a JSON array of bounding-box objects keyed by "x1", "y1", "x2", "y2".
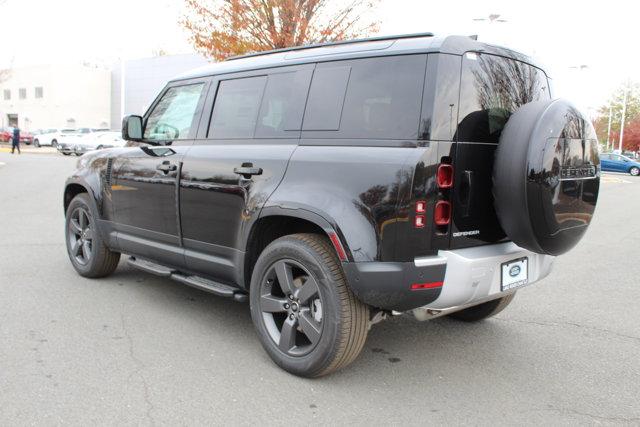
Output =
[{"x1": 493, "y1": 99, "x2": 600, "y2": 256}]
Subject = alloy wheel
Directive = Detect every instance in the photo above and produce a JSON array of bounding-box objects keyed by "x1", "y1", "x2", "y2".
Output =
[
  {"x1": 68, "y1": 207, "x2": 93, "y2": 265},
  {"x1": 259, "y1": 259, "x2": 323, "y2": 356}
]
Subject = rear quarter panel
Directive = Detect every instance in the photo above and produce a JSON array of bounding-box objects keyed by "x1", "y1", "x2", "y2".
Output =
[{"x1": 266, "y1": 145, "x2": 415, "y2": 262}]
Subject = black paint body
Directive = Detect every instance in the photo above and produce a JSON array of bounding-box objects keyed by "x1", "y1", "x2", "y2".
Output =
[{"x1": 64, "y1": 35, "x2": 572, "y2": 311}]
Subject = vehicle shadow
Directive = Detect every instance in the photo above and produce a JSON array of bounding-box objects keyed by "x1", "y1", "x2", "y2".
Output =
[{"x1": 106, "y1": 261, "x2": 523, "y2": 383}]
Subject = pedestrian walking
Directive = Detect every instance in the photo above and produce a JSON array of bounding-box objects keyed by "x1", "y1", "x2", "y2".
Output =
[{"x1": 11, "y1": 127, "x2": 20, "y2": 154}]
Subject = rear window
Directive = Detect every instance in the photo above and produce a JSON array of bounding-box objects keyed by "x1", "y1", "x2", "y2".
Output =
[
  {"x1": 302, "y1": 55, "x2": 427, "y2": 140},
  {"x1": 457, "y1": 53, "x2": 550, "y2": 143}
]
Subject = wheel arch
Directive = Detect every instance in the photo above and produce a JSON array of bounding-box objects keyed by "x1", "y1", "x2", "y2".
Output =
[
  {"x1": 64, "y1": 183, "x2": 89, "y2": 213},
  {"x1": 242, "y1": 207, "x2": 350, "y2": 290}
]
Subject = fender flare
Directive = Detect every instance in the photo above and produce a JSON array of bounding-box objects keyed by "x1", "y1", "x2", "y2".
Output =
[{"x1": 251, "y1": 204, "x2": 353, "y2": 261}]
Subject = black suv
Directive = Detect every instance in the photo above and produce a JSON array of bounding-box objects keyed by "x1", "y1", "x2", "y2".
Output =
[{"x1": 63, "y1": 33, "x2": 600, "y2": 377}]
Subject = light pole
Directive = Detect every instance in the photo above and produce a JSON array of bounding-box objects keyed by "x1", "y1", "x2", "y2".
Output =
[
  {"x1": 606, "y1": 104, "x2": 613, "y2": 151},
  {"x1": 619, "y1": 86, "x2": 628, "y2": 153}
]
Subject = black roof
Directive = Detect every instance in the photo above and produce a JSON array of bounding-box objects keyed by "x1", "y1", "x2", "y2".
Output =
[{"x1": 174, "y1": 34, "x2": 538, "y2": 81}]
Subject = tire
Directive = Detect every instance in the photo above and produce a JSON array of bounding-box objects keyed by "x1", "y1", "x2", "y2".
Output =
[
  {"x1": 62, "y1": 152, "x2": 70, "y2": 156},
  {"x1": 97, "y1": 145, "x2": 103, "y2": 150},
  {"x1": 65, "y1": 193, "x2": 120, "y2": 278},
  {"x1": 630, "y1": 167, "x2": 640, "y2": 177},
  {"x1": 34, "y1": 139, "x2": 40, "y2": 148},
  {"x1": 250, "y1": 233, "x2": 369, "y2": 377},
  {"x1": 448, "y1": 293, "x2": 516, "y2": 322},
  {"x1": 493, "y1": 99, "x2": 600, "y2": 256},
  {"x1": 51, "y1": 139, "x2": 58, "y2": 148}
]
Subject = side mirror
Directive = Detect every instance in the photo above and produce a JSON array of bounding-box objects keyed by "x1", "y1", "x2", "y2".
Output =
[{"x1": 122, "y1": 115, "x2": 143, "y2": 141}]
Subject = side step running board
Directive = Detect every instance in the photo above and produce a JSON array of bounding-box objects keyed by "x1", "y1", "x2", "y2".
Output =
[
  {"x1": 171, "y1": 273, "x2": 247, "y2": 302},
  {"x1": 127, "y1": 257, "x2": 248, "y2": 302},
  {"x1": 128, "y1": 257, "x2": 174, "y2": 276}
]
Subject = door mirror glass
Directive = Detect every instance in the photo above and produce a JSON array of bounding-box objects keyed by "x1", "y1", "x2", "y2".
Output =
[{"x1": 122, "y1": 115, "x2": 143, "y2": 141}]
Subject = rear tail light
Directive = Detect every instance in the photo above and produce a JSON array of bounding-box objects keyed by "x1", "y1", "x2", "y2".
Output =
[
  {"x1": 415, "y1": 200, "x2": 426, "y2": 213},
  {"x1": 434, "y1": 201, "x2": 451, "y2": 226},
  {"x1": 437, "y1": 164, "x2": 454, "y2": 189},
  {"x1": 414, "y1": 215, "x2": 425, "y2": 228}
]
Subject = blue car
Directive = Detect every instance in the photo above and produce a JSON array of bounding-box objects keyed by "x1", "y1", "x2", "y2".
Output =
[{"x1": 600, "y1": 153, "x2": 640, "y2": 176}]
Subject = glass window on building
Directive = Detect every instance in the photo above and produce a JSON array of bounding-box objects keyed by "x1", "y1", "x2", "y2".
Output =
[
  {"x1": 19, "y1": 88, "x2": 26, "y2": 100},
  {"x1": 3, "y1": 89, "x2": 10, "y2": 100},
  {"x1": 35, "y1": 87, "x2": 43, "y2": 98}
]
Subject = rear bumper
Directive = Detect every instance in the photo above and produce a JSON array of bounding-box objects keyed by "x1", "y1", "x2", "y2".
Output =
[
  {"x1": 343, "y1": 242, "x2": 554, "y2": 313},
  {"x1": 413, "y1": 242, "x2": 554, "y2": 320}
]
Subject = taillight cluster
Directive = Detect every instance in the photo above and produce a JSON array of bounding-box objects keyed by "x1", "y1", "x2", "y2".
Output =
[
  {"x1": 413, "y1": 158, "x2": 453, "y2": 230},
  {"x1": 435, "y1": 160, "x2": 453, "y2": 230}
]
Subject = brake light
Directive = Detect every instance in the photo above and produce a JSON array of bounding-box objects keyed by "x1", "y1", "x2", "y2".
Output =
[
  {"x1": 437, "y1": 164, "x2": 454, "y2": 189},
  {"x1": 414, "y1": 215, "x2": 425, "y2": 228},
  {"x1": 434, "y1": 201, "x2": 451, "y2": 226},
  {"x1": 415, "y1": 200, "x2": 426, "y2": 213}
]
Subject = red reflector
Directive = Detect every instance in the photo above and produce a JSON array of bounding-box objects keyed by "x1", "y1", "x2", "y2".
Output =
[
  {"x1": 414, "y1": 215, "x2": 425, "y2": 228},
  {"x1": 328, "y1": 232, "x2": 348, "y2": 262},
  {"x1": 437, "y1": 164, "x2": 454, "y2": 189},
  {"x1": 411, "y1": 281, "x2": 444, "y2": 290},
  {"x1": 434, "y1": 201, "x2": 451, "y2": 226},
  {"x1": 415, "y1": 200, "x2": 427, "y2": 213}
]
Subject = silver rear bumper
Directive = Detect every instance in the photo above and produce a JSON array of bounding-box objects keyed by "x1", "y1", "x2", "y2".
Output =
[{"x1": 412, "y1": 242, "x2": 554, "y2": 321}]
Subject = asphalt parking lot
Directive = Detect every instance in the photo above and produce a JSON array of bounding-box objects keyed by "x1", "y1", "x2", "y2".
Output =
[{"x1": 1, "y1": 152, "x2": 639, "y2": 426}]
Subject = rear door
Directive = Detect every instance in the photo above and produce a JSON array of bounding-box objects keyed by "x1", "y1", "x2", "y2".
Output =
[
  {"x1": 111, "y1": 79, "x2": 209, "y2": 267},
  {"x1": 450, "y1": 52, "x2": 551, "y2": 249},
  {"x1": 179, "y1": 65, "x2": 313, "y2": 285}
]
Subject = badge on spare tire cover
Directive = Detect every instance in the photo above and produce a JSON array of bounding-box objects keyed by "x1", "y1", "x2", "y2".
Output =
[{"x1": 493, "y1": 99, "x2": 600, "y2": 256}]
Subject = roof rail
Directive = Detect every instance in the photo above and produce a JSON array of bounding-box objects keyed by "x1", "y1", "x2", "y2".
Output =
[{"x1": 225, "y1": 32, "x2": 435, "y2": 61}]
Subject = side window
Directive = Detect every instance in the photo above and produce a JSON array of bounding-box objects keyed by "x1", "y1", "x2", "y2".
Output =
[
  {"x1": 209, "y1": 76, "x2": 267, "y2": 139},
  {"x1": 255, "y1": 70, "x2": 312, "y2": 138},
  {"x1": 303, "y1": 55, "x2": 427, "y2": 139},
  {"x1": 457, "y1": 53, "x2": 550, "y2": 144},
  {"x1": 144, "y1": 83, "x2": 205, "y2": 141},
  {"x1": 303, "y1": 66, "x2": 351, "y2": 131}
]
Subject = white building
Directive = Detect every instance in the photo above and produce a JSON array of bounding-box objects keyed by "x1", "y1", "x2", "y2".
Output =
[
  {"x1": 0, "y1": 54, "x2": 210, "y2": 132},
  {"x1": 0, "y1": 64, "x2": 111, "y2": 131},
  {"x1": 110, "y1": 54, "x2": 209, "y2": 127}
]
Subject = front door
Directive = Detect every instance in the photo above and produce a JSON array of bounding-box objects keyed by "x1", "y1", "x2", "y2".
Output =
[
  {"x1": 112, "y1": 79, "x2": 209, "y2": 268},
  {"x1": 179, "y1": 65, "x2": 313, "y2": 285}
]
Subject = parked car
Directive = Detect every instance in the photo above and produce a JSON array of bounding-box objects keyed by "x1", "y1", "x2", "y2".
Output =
[
  {"x1": 69, "y1": 131, "x2": 126, "y2": 155},
  {"x1": 0, "y1": 127, "x2": 12, "y2": 142},
  {"x1": 19, "y1": 131, "x2": 34, "y2": 145},
  {"x1": 63, "y1": 33, "x2": 600, "y2": 377},
  {"x1": 600, "y1": 153, "x2": 640, "y2": 176},
  {"x1": 34, "y1": 128, "x2": 79, "y2": 148}
]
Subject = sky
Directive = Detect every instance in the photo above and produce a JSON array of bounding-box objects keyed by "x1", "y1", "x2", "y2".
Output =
[{"x1": 0, "y1": 0, "x2": 637, "y2": 115}]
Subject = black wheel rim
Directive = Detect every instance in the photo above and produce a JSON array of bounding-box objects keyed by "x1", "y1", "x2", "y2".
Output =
[
  {"x1": 68, "y1": 207, "x2": 93, "y2": 265},
  {"x1": 259, "y1": 259, "x2": 323, "y2": 357}
]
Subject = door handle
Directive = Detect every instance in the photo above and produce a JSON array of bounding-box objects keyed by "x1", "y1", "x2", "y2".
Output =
[
  {"x1": 234, "y1": 164, "x2": 263, "y2": 178},
  {"x1": 156, "y1": 161, "x2": 177, "y2": 174}
]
